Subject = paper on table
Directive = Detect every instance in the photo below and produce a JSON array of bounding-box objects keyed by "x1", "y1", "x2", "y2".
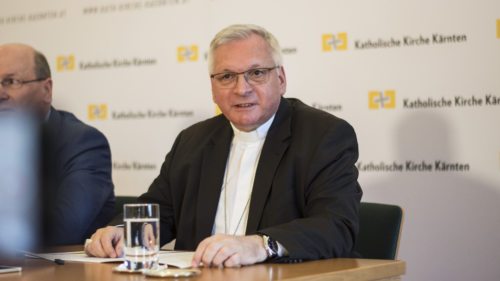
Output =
[
  {"x1": 30, "y1": 251, "x2": 194, "y2": 268},
  {"x1": 158, "y1": 251, "x2": 194, "y2": 269},
  {"x1": 30, "y1": 251, "x2": 123, "y2": 263}
]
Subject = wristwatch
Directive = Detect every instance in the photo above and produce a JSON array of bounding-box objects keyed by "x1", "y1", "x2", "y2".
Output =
[{"x1": 261, "y1": 235, "x2": 279, "y2": 259}]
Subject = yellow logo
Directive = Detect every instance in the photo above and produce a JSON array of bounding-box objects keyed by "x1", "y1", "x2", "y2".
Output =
[
  {"x1": 177, "y1": 45, "x2": 199, "y2": 62},
  {"x1": 497, "y1": 19, "x2": 500, "y2": 39},
  {"x1": 88, "y1": 104, "x2": 108, "y2": 120},
  {"x1": 322, "y1": 33, "x2": 348, "y2": 51},
  {"x1": 369, "y1": 90, "x2": 396, "y2": 109},
  {"x1": 215, "y1": 104, "x2": 222, "y2": 115},
  {"x1": 56, "y1": 55, "x2": 75, "y2": 71}
]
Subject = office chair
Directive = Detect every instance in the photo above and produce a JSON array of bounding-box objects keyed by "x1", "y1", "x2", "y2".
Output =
[{"x1": 354, "y1": 202, "x2": 403, "y2": 260}]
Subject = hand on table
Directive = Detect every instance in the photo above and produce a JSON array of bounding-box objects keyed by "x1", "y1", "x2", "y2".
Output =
[
  {"x1": 84, "y1": 226, "x2": 124, "y2": 258},
  {"x1": 191, "y1": 234, "x2": 267, "y2": 268}
]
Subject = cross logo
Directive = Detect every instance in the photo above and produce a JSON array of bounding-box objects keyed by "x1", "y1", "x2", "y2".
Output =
[
  {"x1": 177, "y1": 45, "x2": 199, "y2": 62},
  {"x1": 88, "y1": 104, "x2": 108, "y2": 120},
  {"x1": 369, "y1": 90, "x2": 396, "y2": 109},
  {"x1": 322, "y1": 33, "x2": 348, "y2": 51},
  {"x1": 56, "y1": 55, "x2": 75, "y2": 71}
]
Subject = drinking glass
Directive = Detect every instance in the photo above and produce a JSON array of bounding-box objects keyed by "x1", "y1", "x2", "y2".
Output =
[{"x1": 123, "y1": 203, "x2": 160, "y2": 270}]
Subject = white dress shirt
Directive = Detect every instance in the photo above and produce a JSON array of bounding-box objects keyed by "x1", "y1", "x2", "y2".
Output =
[{"x1": 213, "y1": 115, "x2": 275, "y2": 235}]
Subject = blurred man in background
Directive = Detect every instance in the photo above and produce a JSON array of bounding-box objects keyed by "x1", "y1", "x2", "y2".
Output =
[{"x1": 0, "y1": 43, "x2": 115, "y2": 245}]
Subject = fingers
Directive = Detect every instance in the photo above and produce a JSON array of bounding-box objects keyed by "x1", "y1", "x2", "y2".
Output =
[
  {"x1": 199, "y1": 240, "x2": 225, "y2": 267},
  {"x1": 142, "y1": 224, "x2": 156, "y2": 250},
  {"x1": 85, "y1": 231, "x2": 106, "y2": 257},
  {"x1": 191, "y1": 235, "x2": 249, "y2": 268},
  {"x1": 115, "y1": 233, "x2": 124, "y2": 257},
  {"x1": 224, "y1": 253, "x2": 241, "y2": 268},
  {"x1": 192, "y1": 235, "x2": 227, "y2": 267},
  {"x1": 191, "y1": 237, "x2": 210, "y2": 267},
  {"x1": 101, "y1": 227, "x2": 120, "y2": 258},
  {"x1": 84, "y1": 226, "x2": 124, "y2": 258},
  {"x1": 83, "y1": 238, "x2": 95, "y2": 257},
  {"x1": 212, "y1": 246, "x2": 236, "y2": 267}
]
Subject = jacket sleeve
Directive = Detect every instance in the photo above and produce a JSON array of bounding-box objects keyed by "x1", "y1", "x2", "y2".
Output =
[
  {"x1": 49, "y1": 127, "x2": 114, "y2": 244},
  {"x1": 137, "y1": 131, "x2": 185, "y2": 246},
  {"x1": 258, "y1": 120, "x2": 362, "y2": 260}
]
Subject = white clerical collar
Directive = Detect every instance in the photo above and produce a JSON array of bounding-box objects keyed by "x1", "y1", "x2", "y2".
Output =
[{"x1": 230, "y1": 114, "x2": 275, "y2": 143}]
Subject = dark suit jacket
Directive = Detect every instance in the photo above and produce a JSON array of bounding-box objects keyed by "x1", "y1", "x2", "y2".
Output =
[
  {"x1": 42, "y1": 107, "x2": 115, "y2": 245},
  {"x1": 139, "y1": 98, "x2": 362, "y2": 260}
]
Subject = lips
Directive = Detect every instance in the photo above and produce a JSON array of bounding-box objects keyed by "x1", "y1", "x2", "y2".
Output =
[{"x1": 234, "y1": 103, "x2": 256, "y2": 108}]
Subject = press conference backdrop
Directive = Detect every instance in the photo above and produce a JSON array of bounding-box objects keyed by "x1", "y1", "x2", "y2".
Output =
[{"x1": 1, "y1": 0, "x2": 499, "y2": 280}]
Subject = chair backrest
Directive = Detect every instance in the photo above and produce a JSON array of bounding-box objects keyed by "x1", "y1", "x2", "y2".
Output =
[
  {"x1": 114, "y1": 196, "x2": 138, "y2": 217},
  {"x1": 354, "y1": 202, "x2": 403, "y2": 260}
]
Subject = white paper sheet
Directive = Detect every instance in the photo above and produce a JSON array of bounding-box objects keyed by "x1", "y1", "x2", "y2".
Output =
[
  {"x1": 158, "y1": 251, "x2": 194, "y2": 269},
  {"x1": 29, "y1": 251, "x2": 123, "y2": 263},
  {"x1": 29, "y1": 251, "x2": 194, "y2": 268}
]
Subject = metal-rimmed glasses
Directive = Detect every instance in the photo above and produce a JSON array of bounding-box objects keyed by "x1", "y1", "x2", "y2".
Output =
[
  {"x1": 210, "y1": 66, "x2": 280, "y2": 88},
  {"x1": 0, "y1": 77, "x2": 48, "y2": 90}
]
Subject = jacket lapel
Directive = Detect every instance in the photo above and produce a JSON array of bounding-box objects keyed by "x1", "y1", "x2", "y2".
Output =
[
  {"x1": 195, "y1": 118, "x2": 233, "y2": 244},
  {"x1": 246, "y1": 99, "x2": 292, "y2": 233}
]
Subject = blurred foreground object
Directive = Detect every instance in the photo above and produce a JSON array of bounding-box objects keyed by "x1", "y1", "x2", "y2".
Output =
[{"x1": 0, "y1": 110, "x2": 39, "y2": 257}]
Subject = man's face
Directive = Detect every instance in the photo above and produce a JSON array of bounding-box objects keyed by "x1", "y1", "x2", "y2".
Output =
[
  {"x1": 211, "y1": 34, "x2": 286, "y2": 132},
  {"x1": 0, "y1": 45, "x2": 52, "y2": 117}
]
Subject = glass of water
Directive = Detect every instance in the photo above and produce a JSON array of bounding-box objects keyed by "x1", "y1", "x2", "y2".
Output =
[{"x1": 123, "y1": 203, "x2": 160, "y2": 271}]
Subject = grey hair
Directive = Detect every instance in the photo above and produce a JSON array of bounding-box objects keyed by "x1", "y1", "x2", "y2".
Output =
[
  {"x1": 207, "y1": 24, "x2": 283, "y2": 73},
  {"x1": 33, "y1": 50, "x2": 51, "y2": 79}
]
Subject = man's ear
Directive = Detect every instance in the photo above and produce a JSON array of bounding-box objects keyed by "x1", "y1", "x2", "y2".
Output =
[{"x1": 42, "y1": 78, "x2": 53, "y2": 104}]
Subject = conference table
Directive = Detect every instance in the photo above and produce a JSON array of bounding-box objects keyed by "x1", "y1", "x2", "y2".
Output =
[{"x1": 1, "y1": 246, "x2": 406, "y2": 281}]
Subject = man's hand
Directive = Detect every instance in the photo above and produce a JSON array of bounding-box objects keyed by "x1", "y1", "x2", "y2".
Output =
[
  {"x1": 84, "y1": 226, "x2": 124, "y2": 258},
  {"x1": 191, "y1": 234, "x2": 268, "y2": 268},
  {"x1": 141, "y1": 223, "x2": 157, "y2": 250}
]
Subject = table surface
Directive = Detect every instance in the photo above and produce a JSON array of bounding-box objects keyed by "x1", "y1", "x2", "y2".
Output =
[{"x1": 1, "y1": 247, "x2": 406, "y2": 281}]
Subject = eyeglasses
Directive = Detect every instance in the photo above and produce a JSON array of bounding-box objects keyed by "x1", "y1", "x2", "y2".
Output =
[
  {"x1": 0, "y1": 77, "x2": 48, "y2": 90},
  {"x1": 210, "y1": 66, "x2": 280, "y2": 88}
]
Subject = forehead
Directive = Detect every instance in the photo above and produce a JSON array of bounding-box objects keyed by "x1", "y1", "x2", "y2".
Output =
[
  {"x1": 0, "y1": 46, "x2": 35, "y2": 77},
  {"x1": 212, "y1": 34, "x2": 273, "y2": 71}
]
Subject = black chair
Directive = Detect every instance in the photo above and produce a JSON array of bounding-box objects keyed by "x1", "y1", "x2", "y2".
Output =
[
  {"x1": 354, "y1": 202, "x2": 403, "y2": 260},
  {"x1": 114, "y1": 196, "x2": 138, "y2": 217}
]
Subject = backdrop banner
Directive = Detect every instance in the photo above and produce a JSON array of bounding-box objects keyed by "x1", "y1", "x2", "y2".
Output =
[{"x1": 1, "y1": 1, "x2": 499, "y2": 280}]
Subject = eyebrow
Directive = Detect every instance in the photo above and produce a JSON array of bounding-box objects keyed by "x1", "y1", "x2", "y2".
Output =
[{"x1": 219, "y1": 64, "x2": 265, "y2": 73}]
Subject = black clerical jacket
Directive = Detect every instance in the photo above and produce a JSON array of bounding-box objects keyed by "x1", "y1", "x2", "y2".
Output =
[{"x1": 139, "y1": 98, "x2": 362, "y2": 260}]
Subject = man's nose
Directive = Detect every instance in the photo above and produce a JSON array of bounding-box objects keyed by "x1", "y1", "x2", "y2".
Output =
[{"x1": 233, "y1": 73, "x2": 252, "y2": 95}]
